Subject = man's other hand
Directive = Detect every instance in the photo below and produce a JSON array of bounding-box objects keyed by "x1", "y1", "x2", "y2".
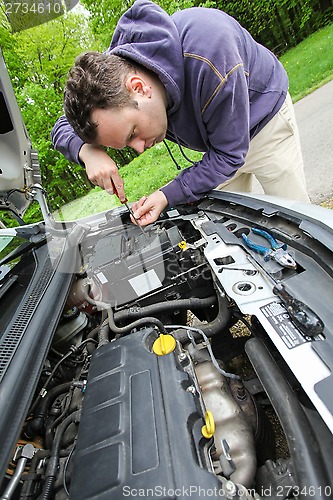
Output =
[{"x1": 79, "y1": 144, "x2": 126, "y2": 202}]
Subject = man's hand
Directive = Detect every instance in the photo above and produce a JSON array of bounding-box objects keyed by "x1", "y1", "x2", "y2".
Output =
[
  {"x1": 132, "y1": 190, "x2": 168, "y2": 226},
  {"x1": 79, "y1": 144, "x2": 126, "y2": 202}
]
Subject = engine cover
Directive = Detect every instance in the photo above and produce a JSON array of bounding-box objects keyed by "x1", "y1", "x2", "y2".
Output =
[{"x1": 70, "y1": 329, "x2": 222, "y2": 499}]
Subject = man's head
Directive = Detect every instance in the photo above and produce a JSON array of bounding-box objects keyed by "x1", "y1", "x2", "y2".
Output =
[
  {"x1": 64, "y1": 52, "x2": 138, "y2": 143},
  {"x1": 64, "y1": 51, "x2": 168, "y2": 152}
]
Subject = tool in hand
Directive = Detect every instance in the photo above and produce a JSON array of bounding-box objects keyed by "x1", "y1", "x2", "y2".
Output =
[
  {"x1": 241, "y1": 228, "x2": 297, "y2": 269},
  {"x1": 123, "y1": 198, "x2": 149, "y2": 243},
  {"x1": 112, "y1": 181, "x2": 149, "y2": 243}
]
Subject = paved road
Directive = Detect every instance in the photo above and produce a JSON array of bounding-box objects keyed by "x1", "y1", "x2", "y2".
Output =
[
  {"x1": 253, "y1": 79, "x2": 333, "y2": 203},
  {"x1": 295, "y1": 79, "x2": 333, "y2": 203}
]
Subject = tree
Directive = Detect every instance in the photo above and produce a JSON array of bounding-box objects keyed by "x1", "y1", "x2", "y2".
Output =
[
  {"x1": 80, "y1": 0, "x2": 211, "y2": 48},
  {"x1": 80, "y1": 0, "x2": 133, "y2": 49},
  {"x1": 0, "y1": 10, "x2": 97, "y2": 209},
  {"x1": 212, "y1": 0, "x2": 333, "y2": 54}
]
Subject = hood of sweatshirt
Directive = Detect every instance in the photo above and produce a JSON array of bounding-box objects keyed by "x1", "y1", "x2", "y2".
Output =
[{"x1": 108, "y1": 0, "x2": 184, "y2": 115}]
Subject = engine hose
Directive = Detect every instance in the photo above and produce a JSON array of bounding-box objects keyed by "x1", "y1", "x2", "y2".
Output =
[
  {"x1": 245, "y1": 338, "x2": 331, "y2": 497},
  {"x1": 82, "y1": 285, "x2": 167, "y2": 334},
  {"x1": 86, "y1": 311, "x2": 108, "y2": 341},
  {"x1": 40, "y1": 410, "x2": 80, "y2": 500},
  {"x1": 28, "y1": 350, "x2": 74, "y2": 417},
  {"x1": 98, "y1": 320, "x2": 110, "y2": 347},
  {"x1": 45, "y1": 380, "x2": 83, "y2": 449},
  {"x1": 109, "y1": 310, "x2": 166, "y2": 336},
  {"x1": 86, "y1": 314, "x2": 108, "y2": 354},
  {"x1": 25, "y1": 383, "x2": 72, "y2": 436},
  {"x1": 197, "y1": 291, "x2": 231, "y2": 337},
  {"x1": 166, "y1": 291, "x2": 231, "y2": 343},
  {"x1": 113, "y1": 296, "x2": 217, "y2": 322},
  {"x1": 44, "y1": 415, "x2": 58, "y2": 451}
]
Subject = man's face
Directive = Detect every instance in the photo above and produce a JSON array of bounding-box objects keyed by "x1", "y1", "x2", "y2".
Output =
[{"x1": 91, "y1": 86, "x2": 168, "y2": 154}]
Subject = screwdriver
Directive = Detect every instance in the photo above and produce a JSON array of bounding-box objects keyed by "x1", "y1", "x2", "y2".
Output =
[
  {"x1": 111, "y1": 180, "x2": 149, "y2": 243},
  {"x1": 122, "y1": 198, "x2": 149, "y2": 244},
  {"x1": 245, "y1": 254, "x2": 324, "y2": 337}
]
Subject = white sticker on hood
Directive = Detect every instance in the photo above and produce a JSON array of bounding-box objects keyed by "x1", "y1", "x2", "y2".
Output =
[{"x1": 129, "y1": 270, "x2": 162, "y2": 296}]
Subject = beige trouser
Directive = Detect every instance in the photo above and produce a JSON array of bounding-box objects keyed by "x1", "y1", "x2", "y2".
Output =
[{"x1": 217, "y1": 93, "x2": 310, "y2": 202}]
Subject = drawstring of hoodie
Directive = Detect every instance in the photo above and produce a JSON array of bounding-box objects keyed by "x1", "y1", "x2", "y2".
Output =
[
  {"x1": 163, "y1": 140, "x2": 182, "y2": 170},
  {"x1": 164, "y1": 120, "x2": 197, "y2": 170}
]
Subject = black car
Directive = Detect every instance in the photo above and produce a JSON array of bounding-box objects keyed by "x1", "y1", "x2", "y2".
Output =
[{"x1": 1, "y1": 49, "x2": 333, "y2": 500}]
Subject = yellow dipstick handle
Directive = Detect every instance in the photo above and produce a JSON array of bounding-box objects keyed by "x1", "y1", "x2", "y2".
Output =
[{"x1": 201, "y1": 410, "x2": 215, "y2": 439}]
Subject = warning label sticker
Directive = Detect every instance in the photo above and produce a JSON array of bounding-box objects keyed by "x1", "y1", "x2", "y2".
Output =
[{"x1": 260, "y1": 301, "x2": 310, "y2": 349}]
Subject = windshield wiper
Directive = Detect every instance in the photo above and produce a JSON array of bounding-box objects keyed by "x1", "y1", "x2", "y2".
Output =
[{"x1": 0, "y1": 232, "x2": 47, "y2": 267}]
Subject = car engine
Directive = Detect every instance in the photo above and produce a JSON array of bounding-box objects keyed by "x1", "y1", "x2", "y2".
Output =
[{"x1": 1, "y1": 194, "x2": 333, "y2": 499}]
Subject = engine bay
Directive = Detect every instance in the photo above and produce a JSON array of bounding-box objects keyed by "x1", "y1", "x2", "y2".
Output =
[{"x1": 1, "y1": 193, "x2": 333, "y2": 499}]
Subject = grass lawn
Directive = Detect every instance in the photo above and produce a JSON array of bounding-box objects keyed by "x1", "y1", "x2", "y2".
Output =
[
  {"x1": 55, "y1": 23, "x2": 333, "y2": 221},
  {"x1": 280, "y1": 23, "x2": 333, "y2": 102}
]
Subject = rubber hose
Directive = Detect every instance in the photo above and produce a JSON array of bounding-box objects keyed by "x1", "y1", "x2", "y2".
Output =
[
  {"x1": 82, "y1": 286, "x2": 166, "y2": 334},
  {"x1": 172, "y1": 292, "x2": 231, "y2": 343},
  {"x1": 245, "y1": 338, "x2": 331, "y2": 498},
  {"x1": 98, "y1": 320, "x2": 110, "y2": 347},
  {"x1": 40, "y1": 410, "x2": 80, "y2": 500},
  {"x1": 113, "y1": 296, "x2": 216, "y2": 322},
  {"x1": 26, "y1": 382, "x2": 72, "y2": 436}
]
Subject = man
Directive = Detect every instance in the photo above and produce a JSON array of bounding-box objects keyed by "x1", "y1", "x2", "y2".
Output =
[{"x1": 51, "y1": 0, "x2": 309, "y2": 226}]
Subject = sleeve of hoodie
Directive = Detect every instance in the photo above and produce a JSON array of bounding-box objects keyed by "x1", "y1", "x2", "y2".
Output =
[{"x1": 51, "y1": 115, "x2": 85, "y2": 165}]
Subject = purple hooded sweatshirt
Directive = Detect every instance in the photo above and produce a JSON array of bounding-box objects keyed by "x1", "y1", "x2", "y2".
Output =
[{"x1": 51, "y1": 0, "x2": 288, "y2": 207}]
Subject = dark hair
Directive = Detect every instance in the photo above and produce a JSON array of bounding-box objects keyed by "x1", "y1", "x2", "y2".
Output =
[{"x1": 64, "y1": 52, "x2": 139, "y2": 143}]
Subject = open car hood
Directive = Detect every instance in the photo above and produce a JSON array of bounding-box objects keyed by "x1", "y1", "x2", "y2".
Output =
[
  {"x1": 1, "y1": 191, "x2": 333, "y2": 499},
  {"x1": 0, "y1": 49, "x2": 41, "y2": 218}
]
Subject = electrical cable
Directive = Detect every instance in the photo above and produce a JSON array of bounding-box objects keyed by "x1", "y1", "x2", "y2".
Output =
[
  {"x1": 29, "y1": 338, "x2": 96, "y2": 417},
  {"x1": 63, "y1": 444, "x2": 76, "y2": 497}
]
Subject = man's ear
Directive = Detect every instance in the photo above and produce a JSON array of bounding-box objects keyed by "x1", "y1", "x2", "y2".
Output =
[{"x1": 125, "y1": 75, "x2": 152, "y2": 97}]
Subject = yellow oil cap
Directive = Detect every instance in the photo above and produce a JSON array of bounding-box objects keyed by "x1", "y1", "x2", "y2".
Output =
[
  {"x1": 201, "y1": 410, "x2": 215, "y2": 439},
  {"x1": 153, "y1": 334, "x2": 176, "y2": 356}
]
